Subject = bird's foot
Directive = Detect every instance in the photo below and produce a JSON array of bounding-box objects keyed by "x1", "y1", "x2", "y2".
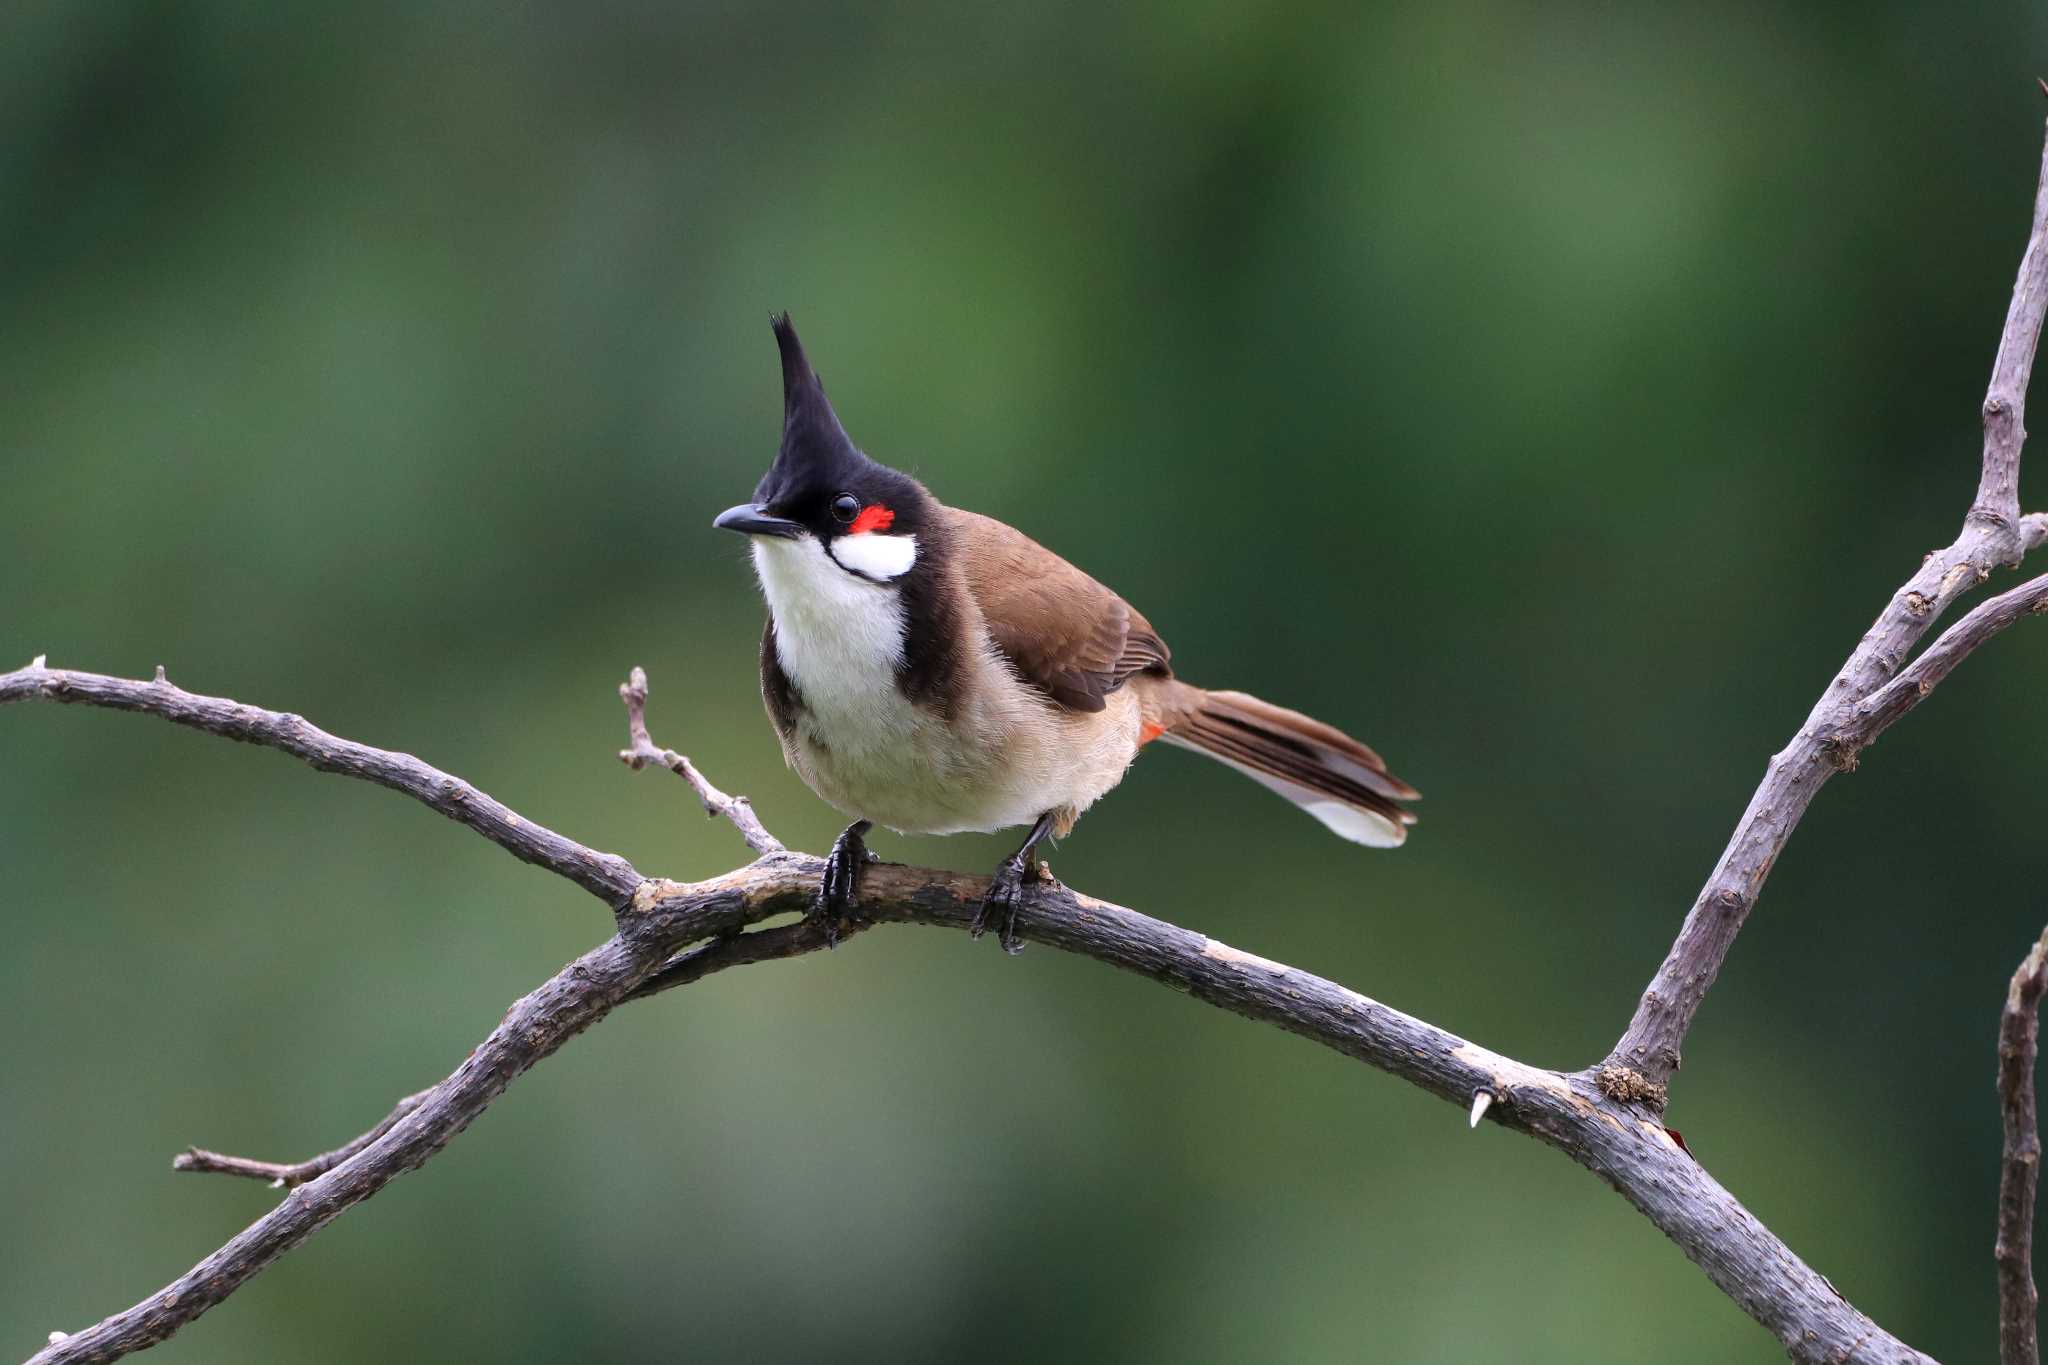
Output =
[
  {"x1": 816, "y1": 820, "x2": 873, "y2": 948},
  {"x1": 970, "y1": 857, "x2": 1032, "y2": 955}
]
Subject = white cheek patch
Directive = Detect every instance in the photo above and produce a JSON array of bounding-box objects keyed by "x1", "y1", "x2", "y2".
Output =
[{"x1": 829, "y1": 532, "x2": 918, "y2": 581}]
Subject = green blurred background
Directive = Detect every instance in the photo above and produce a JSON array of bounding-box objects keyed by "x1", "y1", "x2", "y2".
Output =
[{"x1": 4, "y1": 2, "x2": 2046, "y2": 1360}]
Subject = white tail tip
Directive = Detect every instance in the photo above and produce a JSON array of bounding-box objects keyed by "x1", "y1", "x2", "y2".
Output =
[{"x1": 1468, "y1": 1089, "x2": 1493, "y2": 1129}]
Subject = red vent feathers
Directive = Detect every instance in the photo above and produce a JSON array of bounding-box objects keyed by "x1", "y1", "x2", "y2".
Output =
[{"x1": 849, "y1": 504, "x2": 895, "y2": 535}]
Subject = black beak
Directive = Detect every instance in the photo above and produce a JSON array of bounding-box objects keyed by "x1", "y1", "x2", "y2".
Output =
[{"x1": 712, "y1": 503, "x2": 804, "y2": 539}]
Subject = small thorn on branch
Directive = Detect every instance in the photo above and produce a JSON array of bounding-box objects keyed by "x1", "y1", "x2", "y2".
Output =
[
  {"x1": 616, "y1": 667, "x2": 785, "y2": 857},
  {"x1": 1469, "y1": 1088, "x2": 1493, "y2": 1128}
]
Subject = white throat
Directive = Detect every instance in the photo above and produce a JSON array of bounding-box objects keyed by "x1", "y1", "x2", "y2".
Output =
[{"x1": 751, "y1": 535, "x2": 910, "y2": 744}]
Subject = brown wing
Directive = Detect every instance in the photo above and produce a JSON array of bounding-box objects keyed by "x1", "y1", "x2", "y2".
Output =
[
  {"x1": 946, "y1": 507, "x2": 1171, "y2": 713},
  {"x1": 760, "y1": 617, "x2": 803, "y2": 737}
]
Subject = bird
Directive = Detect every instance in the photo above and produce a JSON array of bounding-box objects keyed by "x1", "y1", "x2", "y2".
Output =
[{"x1": 713, "y1": 314, "x2": 1418, "y2": 953}]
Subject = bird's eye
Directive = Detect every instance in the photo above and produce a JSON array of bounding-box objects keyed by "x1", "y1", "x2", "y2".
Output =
[{"x1": 829, "y1": 494, "x2": 861, "y2": 523}]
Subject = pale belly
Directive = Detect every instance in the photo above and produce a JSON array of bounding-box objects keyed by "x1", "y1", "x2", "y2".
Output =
[{"x1": 784, "y1": 684, "x2": 1143, "y2": 837}]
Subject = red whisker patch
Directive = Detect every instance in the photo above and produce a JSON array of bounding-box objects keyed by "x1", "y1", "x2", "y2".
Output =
[
  {"x1": 1139, "y1": 721, "x2": 1166, "y2": 746},
  {"x1": 849, "y1": 504, "x2": 896, "y2": 535}
]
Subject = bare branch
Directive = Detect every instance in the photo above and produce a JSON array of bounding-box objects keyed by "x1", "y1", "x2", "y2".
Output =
[
  {"x1": 0, "y1": 660, "x2": 642, "y2": 908},
  {"x1": 1607, "y1": 113, "x2": 2048, "y2": 1092},
  {"x1": 618, "y1": 665, "x2": 784, "y2": 855},
  {"x1": 626, "y1": 858, "x2": 1934, "y2": 1365},
  {"x1": 1839, "y1": 572, "x2": 2048, "y2": 756},
  {"x1": 173, "y1": 1090, "x2": 431, "y2": 1188},
  {"x1": 8, "y1": 662, "x2": 1941, "y2": 1364},
  {"x1": 24, "y1": 855, "x2": 1945, "y2": 1365},
  {"x1": 1978, "y1": 122, "x2": 2048, "y2": 526},
  {"x1": 2000, "y1": 927, "x2": 2048, "y2": 1365}
]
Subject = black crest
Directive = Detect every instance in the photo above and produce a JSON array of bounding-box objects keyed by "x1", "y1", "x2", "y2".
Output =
[
  {"x1": 754, "y1": 314, "x2": 875, "y2": 513},
  {"x1": 752, "y1": 314, "x2": 935, "y2": 543}
]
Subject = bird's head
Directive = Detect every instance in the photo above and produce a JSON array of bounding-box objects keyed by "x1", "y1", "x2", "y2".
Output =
[{"x1": 713, "y1": 314, "x2": 930, "y2": 584}]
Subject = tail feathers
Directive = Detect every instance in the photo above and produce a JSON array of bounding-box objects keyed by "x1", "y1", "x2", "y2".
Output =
[{"x1": 1159, "y1": 687, "x2": 1419, "y2": 848}]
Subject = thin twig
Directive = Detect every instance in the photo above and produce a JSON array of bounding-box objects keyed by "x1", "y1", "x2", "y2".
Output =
[
  {"x1": 1606, "y1": 109, "x2": 2048, "y2": 1093},
  {"x1": 618, "y1": 666, "x2": 784, "y2": 855},
  {"x1": 2000, "y1": 927, "x2": 2048, "y2": 1365},
  {"x1": 0, "y1": 660, "x2": 642, "y2": 908},
  {"x1": 173, "y1": 1090, "x2": 432, "y2": 1188}
]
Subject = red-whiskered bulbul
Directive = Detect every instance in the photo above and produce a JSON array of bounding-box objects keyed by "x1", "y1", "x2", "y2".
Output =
[{"x1": 714, "y1": 315, "x2": 1418, "y2": 952}]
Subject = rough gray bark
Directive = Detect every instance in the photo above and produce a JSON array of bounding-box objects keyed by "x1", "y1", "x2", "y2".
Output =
[
  {"x1": 2001, "y1": 929, "x2": 2048, "y2": 1365},
  {"x1": 1605, "y1": 114, "x2": 2048, "y2": 1093}
]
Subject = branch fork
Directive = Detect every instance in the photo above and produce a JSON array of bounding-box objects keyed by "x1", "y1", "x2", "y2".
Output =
[
  {"x1": 172, "y1": 1091, "x2": 431, "y2": 1189},
  {"x1": 1605, "y1": 110, "x2": 2048, "y2": 1094}
]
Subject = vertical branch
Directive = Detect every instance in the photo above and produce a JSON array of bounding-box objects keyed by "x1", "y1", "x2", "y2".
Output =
[
  {"x1": 1999, "y1": 926, "x2": 2048, "y2": 1365},
  {"x1": 1979, "y1": 113, "x2": 2048, "y2": 526},
  {"x1": 1606, "y1": 106, "x2": 2048, "y2": 1093}
]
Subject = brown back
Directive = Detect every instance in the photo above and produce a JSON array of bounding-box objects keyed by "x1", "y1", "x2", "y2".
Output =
[{"x1": 945, "y1": 506, "x2": 1172, "y2": 713}]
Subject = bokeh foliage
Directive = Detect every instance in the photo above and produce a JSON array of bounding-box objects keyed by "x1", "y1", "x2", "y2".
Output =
[{"x1": 5, "y1": 3, "x2": 2048, "y2": 1360}]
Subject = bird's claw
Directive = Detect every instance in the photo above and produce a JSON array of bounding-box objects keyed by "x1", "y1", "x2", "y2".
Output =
[
  {"x1": 816, "y1": 822, "x2": 871, "y2": 948},
  {"x1": 970, "y1": 859, "x2": 1031, "y2": 955}
]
